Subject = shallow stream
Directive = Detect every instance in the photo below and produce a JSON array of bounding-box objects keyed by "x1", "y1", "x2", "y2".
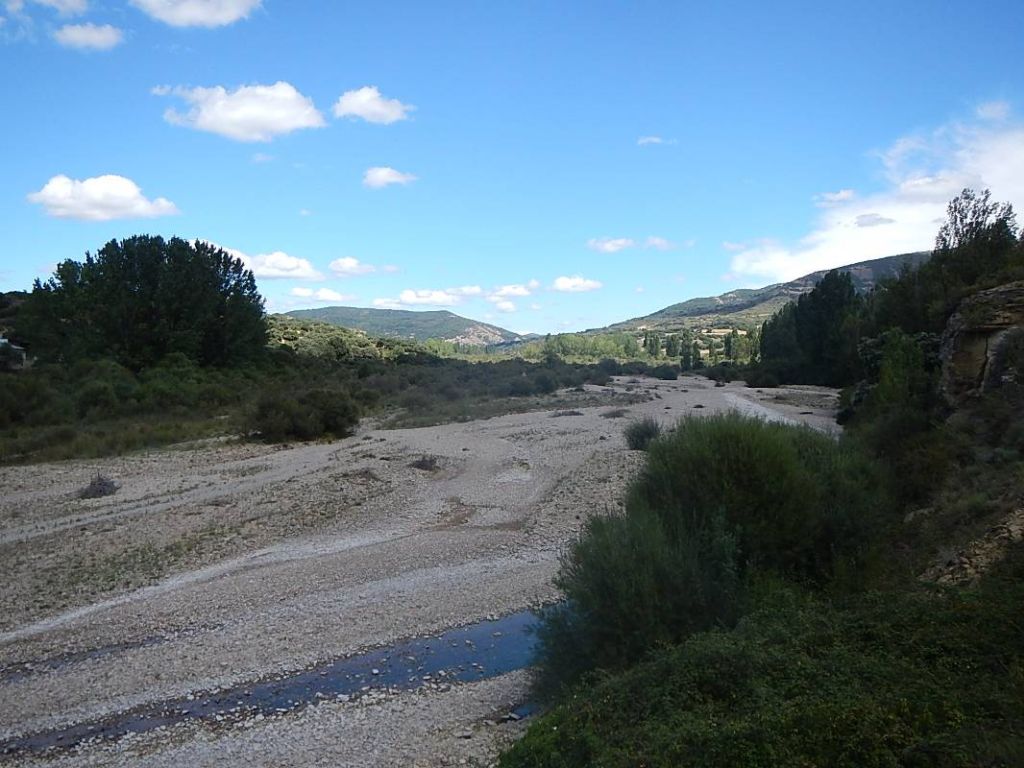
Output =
[{"x1": 1, "y1": 610, "x2": 539, "y2": 757}]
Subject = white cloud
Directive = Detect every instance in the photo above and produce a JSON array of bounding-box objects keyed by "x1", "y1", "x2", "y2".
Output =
[
  {"x1": 202, "y1": 241, "x2": 322, "y2": 280},
  {"x1": 375, "y1": 289, "x2": 459, "y2": 307},
  {"x1": 329, "y1": 256, "x2": 374, "y2": 276},
  {"x1": 28, "y1": 174, "x2": 179, "y2": 220},
  {"x1": 155, "y1": 82, "x2": 325, "y2": 142},
  {"x1": 976, "y1": 100, "x2": 1010, "y2": 121},
  {"x1": 529, "y1": 302, "x2": 542, "y2": 311},
  {"x1": 382, "y1": 264, "x2": 400, "y2": 273},
  {"x1": 644, "y1": 236, "x2": 678, "y2": 251},
  {"x1": 53, "y1": 22, "x2": 122, "y2": 49},
  {"x1": 333, "y1": 86, "x2": 413, "y2": 124},
  {"x1": 552, "y1": 275, "x2": 602, "y2": 292},
  {"x1": 251, "y1": 152, "x2": 273, "y2": 163},
  {"x1": 638, "y1": 135, "x2": 675, "y2": 146},
  {"x1": 31, "y1": 0, "x2": 86, "y2": 15},
  {"x1": 130, "y1": 0, "x2": 259, "y2": 27},
  {"x1": 372, "y1": 285, "x2": 480, "y2": 309},
  {"x1": 729, "y1": 109, "x2": 1024, "y2": 284},
  {"x1": 291, "y1": 287, "x2": 353, "y2": 302},
  {"x1": 363, "y1": 166, "x2": 417, "y2": 188},
  {"x1": 587, "y1": 237, "x2": 634, "y2": 253},
  {"x1": 490, "y1": 299, "x2": 516, "y2": 313},
  {"x1": 814, "y1": 188, "x2": 856, "y2": 207},
  {"x1": 492, "y1": 283, "x2": 532, "y2": 297}
]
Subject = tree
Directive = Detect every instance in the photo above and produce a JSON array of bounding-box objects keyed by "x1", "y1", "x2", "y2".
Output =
[
  {"x1": 20, "y1": 236, "x2": 267, "y2": 370},
  {"x1": 665, "y1": 334, "x2": 680, "y2": 358},
  {"x1": 724, "y1": 329, "x2": 740, "y2": 361}
]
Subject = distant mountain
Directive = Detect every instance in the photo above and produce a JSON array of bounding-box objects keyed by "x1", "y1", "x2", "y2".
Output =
[
  {"x1": 596, "y1": 251, "x2": 930, "y2": 333},
  {"x1": 284, "y1": 306, "x2": 529, "y2": 346}
]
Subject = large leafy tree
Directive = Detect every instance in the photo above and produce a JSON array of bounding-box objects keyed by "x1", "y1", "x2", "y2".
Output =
[{"x1": 20, "y1": 236, "x2": 267, "y2": 370}]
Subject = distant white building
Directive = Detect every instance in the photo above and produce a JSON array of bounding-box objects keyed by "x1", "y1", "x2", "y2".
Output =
[{"x1": 0, "y1": 335, "x2": 27, "y2": 369}]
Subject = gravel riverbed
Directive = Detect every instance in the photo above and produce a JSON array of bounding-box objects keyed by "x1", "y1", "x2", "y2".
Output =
[{"x1": 0, "y1": 376, "x2": 837, "y2": 767}]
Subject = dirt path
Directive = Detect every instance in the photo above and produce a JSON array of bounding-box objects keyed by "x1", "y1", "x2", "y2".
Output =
[{"x1": 0, "y1": 376, "x2": 838, "y2": 767}]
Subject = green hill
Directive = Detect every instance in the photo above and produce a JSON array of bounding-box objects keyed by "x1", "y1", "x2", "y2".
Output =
[
  {"x1": 284, "y1": 306, "x2": 527, "y2": 345},
  {"x1": 596, "y1": 251, "x2": 929, "y2": 333}
]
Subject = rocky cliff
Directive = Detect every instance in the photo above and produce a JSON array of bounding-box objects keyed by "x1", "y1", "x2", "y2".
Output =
[{"x1": 941, "y1": 281, "x2": 1024, "y2": 405}]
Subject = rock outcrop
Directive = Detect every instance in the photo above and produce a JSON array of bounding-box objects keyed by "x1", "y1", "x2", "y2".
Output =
[{"x1": 940, "y1": 281, "x2": 1024, "y2": 406}]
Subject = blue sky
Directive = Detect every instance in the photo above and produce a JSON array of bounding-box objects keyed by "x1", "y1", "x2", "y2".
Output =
[{"x1": 2, "y1": 1, "x2": 1023, "y2": 334}]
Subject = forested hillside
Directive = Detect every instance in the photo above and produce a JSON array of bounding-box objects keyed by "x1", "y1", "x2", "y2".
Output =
[
  {"x1": 285, "y1": 306, "x2": 528, "y2": 345},
  {"x1": 594, "y1": 251, "x2": 928, "y2": 333}
]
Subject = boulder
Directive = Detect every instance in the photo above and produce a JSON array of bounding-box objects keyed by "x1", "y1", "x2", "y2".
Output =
[{"x1": 940, "y1": 281, "x2": 1024, "y2": 405}]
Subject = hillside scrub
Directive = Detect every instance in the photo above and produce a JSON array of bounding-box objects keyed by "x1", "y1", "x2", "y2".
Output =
[{"x1": 531, "y1": 413, "x2": 889, "y2": 697}]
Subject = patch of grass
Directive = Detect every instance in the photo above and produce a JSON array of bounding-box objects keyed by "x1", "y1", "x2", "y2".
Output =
[
  {"x1": 601, "y1": 408, "x2": 629, "y2": 419},
  {"x1": 550, "y1": 410, "x2": 584, "y2": 418}
]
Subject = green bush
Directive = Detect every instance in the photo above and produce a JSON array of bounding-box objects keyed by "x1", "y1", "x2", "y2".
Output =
[
  {"x1": 742, "y1": 366, "x2": 780, "y2": 388},
  {"x1": 650, "y1": 364, "x2": 678, "y2": 380},
  {"x1": 623, "y1": 416, "x2": 662, "y2": 450},
  {"x1": 504, "y1": 581, "x2": 1024, "y2": 768},
  {"x1": 533, "y1": 414, "x2": 890, "y2": 695},
  {"x1": 635, "y1": 413, "x2": 886, "y2": 582},
  {"x1": 249, "y1": 388, "x2": 360, "y2": 441}
]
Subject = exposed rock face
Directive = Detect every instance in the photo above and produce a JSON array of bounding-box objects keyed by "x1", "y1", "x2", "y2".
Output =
[{"x1": 941, "y1": 281, "x2": 1024, "y2": 406}]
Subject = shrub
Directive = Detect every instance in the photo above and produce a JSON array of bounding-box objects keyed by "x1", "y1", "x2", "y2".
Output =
[
  {"x1": 532, "y1": 413, "x2": 890, "y2": 695},
  {"x1": 650, "y1": 364, "x2": 678, "y2": 380},
  {"x1": 743, "y1": 367, "x2": 780, "y2": 388},
  {"x1": 623, "y1": 416, "x2": 661, "y2": 450},
  {"x1": 249, "y1": 388, "x2": 359, "y2": 442},
  {"x1": 78, "y1": 473, "x2": 119, "y2": 499},
  {"x1": 505, "y1": 581, "x2": 1024, "y2": 768},
  {"x1": 76, "y1": 380, "x2": 119, "y2": 419}
]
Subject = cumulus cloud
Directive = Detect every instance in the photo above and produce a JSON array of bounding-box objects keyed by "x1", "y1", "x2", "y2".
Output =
[
  {"x1": 333, "y1": 86, "x2": 413, "y2": 124},
  {"x1": 328, "y1": 256, "x2": 375, "y2": 276},
  {"x1": 729, "y1": 109, "x2": 1024, "y2": 284},
  {"x1": 374, "y1": 289, "x2": 459, "y2": 308},
  {"x1": 155, "y1": 81, "x2": 325, "y2": 142},
  {"x1": 28, "y1": 174, "x2": 178, "y2": 220},
  {"x1": 363, "y1": 166, "x2": 417, "y2": 188},
  {"x1": 552, "y1": 275, "x2": 602, "y2": 292},
  {"x1": 53, "y1": 22, "x2": 122, "y2": 49},
  {"x1": 202, "y1": 242, "x2": 322, "y2": 280},
  {"x1": 489, "y1": 298, "x2": 516, "y2": 313},
  {"x1": 32, "y1": 0, "x2": 86, "y2": 15},
  {"x1": 291, "y1": 287, "x2": 353, "y2": 302},
  {"x1": 372, "y1": 285, "x2": 480, "y2": 309},
  {"x1": 491, "y1": 283, "x2": 532, "y2": 297},
  {"x1": 130, "y1": 0, "x2": 259, "y2": 27},
  {"x1": 587, "y1": 237, "x2": 634, "y2": 253}
]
